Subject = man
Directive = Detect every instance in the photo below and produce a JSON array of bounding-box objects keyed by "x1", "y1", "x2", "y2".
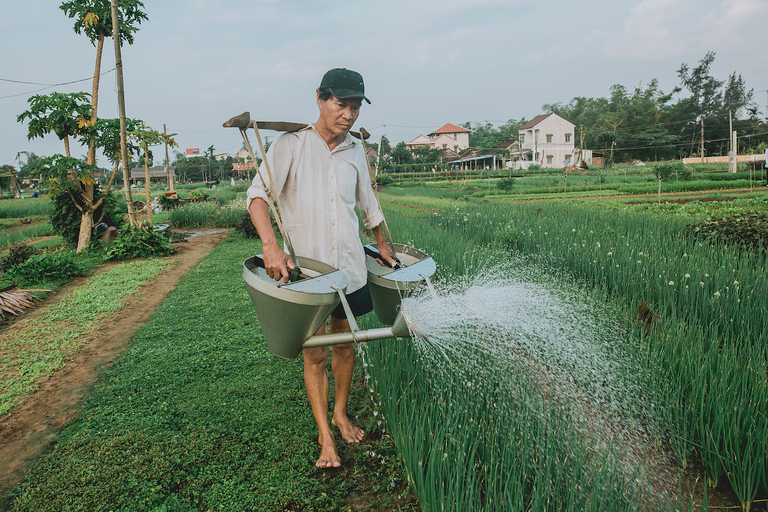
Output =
[{"x1": 246, "y1": 68, "x2": 395, "y2": 468}]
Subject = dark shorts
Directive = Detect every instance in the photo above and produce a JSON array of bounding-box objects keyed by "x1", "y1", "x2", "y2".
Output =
[{"x1": 331, "y1": 284, "x2": 373, "y2": 320}]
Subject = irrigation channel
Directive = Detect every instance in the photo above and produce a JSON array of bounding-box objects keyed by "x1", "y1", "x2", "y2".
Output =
[{"x1": 362, "y1": 254, "x2": 708, "y2": 511}]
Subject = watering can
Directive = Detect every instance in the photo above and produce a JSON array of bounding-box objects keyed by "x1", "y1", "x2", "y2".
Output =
[{"x1": 242, "y1": 243, "x2": 435, "y2": 359}]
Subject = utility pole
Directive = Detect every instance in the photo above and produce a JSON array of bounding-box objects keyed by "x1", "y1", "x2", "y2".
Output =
[
  {"x1": 729, "y1": 111, "x2": 736, "y2": 174},
  {"x1": 164, "y1": 124, "x2": 174, "y2": 191},
  {"x1": 700, "y1": 118, "x2": 705, "y2": 163}
]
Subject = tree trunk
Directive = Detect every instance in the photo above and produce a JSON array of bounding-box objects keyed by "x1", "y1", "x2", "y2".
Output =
[
  {"x1": 64, "y1": 136, "x2": 71, "y2": 158},
  {"x1": 76, "y1": 34, "x2": 106, "y2": 252},
  {"x1": 144, "y1": 147, "x2": 152, "y2": 226},
  {"x1": 76, "y1": 209, "x2": 94, "y2": 252},
  {"x1": 112, "y1": 0, "x2": 137, "y2": 228}
]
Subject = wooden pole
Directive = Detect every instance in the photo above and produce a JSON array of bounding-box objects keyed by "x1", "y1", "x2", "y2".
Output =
[
  {"x1": 111, "y1": 0, "x2": 137, "y2": 227},
  {"x1": 164, "y1": 124, "x2": 174, "y2": 190},
  {"x1": 700, "y1": 118, "x2": 705, "y2": 163}
]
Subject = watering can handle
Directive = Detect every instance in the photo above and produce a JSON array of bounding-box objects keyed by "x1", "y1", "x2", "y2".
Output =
[
  {"x1": 364, "y1": 245, "x2": 402, "y2": 270},
  {"x1": 253, "y1": 255, "x2": 309, "y2": 282}
]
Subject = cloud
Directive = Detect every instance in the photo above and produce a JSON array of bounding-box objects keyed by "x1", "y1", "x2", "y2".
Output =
[{"x1": 603, "y1": 0, "x2": 768, "y2": 61}]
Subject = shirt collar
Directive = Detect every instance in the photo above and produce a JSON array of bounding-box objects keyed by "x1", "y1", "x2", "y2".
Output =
[{"x1": 307, "y1": 123, "x2": 356, "y2": 151}]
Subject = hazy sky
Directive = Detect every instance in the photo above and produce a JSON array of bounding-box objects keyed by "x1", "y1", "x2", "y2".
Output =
[{"x1": 2, "y1": 0, "x2": 767, "y2": 169}]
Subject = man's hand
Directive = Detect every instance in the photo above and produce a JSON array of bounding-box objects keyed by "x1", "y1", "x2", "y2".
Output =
[
  {"x1": 375, "y1": 242, "x2": 397, "y2": 268},
  {"x1": 262, "y1": 241, "x2": 294, "y2": 283}
]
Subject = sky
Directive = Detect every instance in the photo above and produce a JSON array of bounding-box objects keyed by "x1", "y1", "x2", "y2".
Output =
[{"x1": 2, "y1": 0, "x2": 767, "y2": 169}]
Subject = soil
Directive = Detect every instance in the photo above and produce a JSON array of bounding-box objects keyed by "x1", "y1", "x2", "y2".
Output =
[{"x1": 0, "y1": 229, "x2": 230, "y2": 510}]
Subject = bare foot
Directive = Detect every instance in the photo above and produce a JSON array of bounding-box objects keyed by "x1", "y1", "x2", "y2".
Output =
[
  {"x1": 316, "y1": 434, "x2": 341, "y2": 468},
  {"x1": 332, "y1": 413, "x2": 365, "y2": 443}
]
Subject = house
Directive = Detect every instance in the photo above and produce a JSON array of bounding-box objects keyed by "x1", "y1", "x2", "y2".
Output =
[
  {"x1": 405, "y1": 123, "x2": 470, "y2": 153},
  {"x1": 185, "y1": 148, "x2": 202, "y2": 158},
  {"x1": 515, "y1": 113, "x2": 591, "y2": 169},
  {"x1": 130, "y1": 166, "x2": 176, "y2": 184}
]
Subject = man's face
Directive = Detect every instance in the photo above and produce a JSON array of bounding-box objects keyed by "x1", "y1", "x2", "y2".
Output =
[{"x1": 316, "y1": 93, "x2": 361, "y2": 139}]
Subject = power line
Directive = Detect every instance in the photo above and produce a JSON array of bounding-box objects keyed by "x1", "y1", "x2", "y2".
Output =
[{"x1": 0, "y1": 68, "x2": 116, "y2": 99}]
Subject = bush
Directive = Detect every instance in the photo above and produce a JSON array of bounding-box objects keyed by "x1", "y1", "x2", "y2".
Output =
[
  {"x1": 105, "y1": 227, "x2": 174, "y2": 261},
  {"x1": 686, "y1": 211, "x2": 768, "y2": 251},
  {"x1": 50, "y1": 183, "x2": 123, "y2": 247},
  {"x1": 0, "y1": 244, "x2": 40, "y2": 272},
  {"x1": 234, "y1": 212, "x2": 260, "y2": 238},
  {"x1": 493, "y1": 225, "x2": 519, "y2": 252},
  {"x1": 168, "y1": 202, "x2": 219, "y2": 228},
  {"x1": 5, "y1": 250, "x2": 86, "y2": 284},
  {"x1": 214, "y1": 199, "x2": 247, "y2": 228},
  {"x1": 496, "y1": 177, "x2": 516, "y2": 192}
]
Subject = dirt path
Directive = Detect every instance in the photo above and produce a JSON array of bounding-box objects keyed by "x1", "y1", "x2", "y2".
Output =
[{"x1": 0, "y1": 229, "x2": 230, "y2": 509}]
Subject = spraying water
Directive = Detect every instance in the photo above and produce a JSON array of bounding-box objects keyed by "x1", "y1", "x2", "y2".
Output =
[
  {"x1": 403, "y1": 256, "x2": 648, "y2": 420},
  {"x1": 397, "y1": 255, "x2": 685, "y2": 504}
]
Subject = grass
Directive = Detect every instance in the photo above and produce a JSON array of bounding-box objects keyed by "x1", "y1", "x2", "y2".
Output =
[
  {"x1": 0, "y1": 198, "x2": 51, "y2": 219},
  {"x1": 0, "y1": 258, "x2": 170, "y2": 416},
  {"x1": 7, "y1": 234, "x2": 416, "y2": 511},
  {"x1": 0, "y1": 223, "x2": 55, "y2": 251}
]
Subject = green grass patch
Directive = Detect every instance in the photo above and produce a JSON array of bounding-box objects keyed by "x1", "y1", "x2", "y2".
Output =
[
  {"x1": 0, "y1": 198, "x2": 51, "y2": 219},
  {"x1": 8, "y1": 235, "x2": 416, "y2": 511},
  {"x1": 0, "y1": 258, "x2": 170, "y2": 416},
  {"x1": 0, "y1": 223, "x2": 55, "y2": 250}
]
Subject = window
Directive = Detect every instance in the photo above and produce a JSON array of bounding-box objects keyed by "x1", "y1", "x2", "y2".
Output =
[
  {"x1": 565, "y1": 134, "x2": 572, "y2": 143},
  {"x1": 546, "y1": 134, "x2": 553, "y2": 143},
  {"x1": 519, "y1": 134, "x2": 525, "y2": 144},
  {"x1": 546, "y1": 155, "x2": 553, "y2": 164}
]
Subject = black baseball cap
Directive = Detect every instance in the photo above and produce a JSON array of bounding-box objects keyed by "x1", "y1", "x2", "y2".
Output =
[{"x1": 318, "y1": 68, "x2": 371, "y2": 104}]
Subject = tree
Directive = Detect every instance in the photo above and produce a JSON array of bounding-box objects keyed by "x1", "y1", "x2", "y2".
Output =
[
  {"x1": 17, "y1": 92, "x2": 93, "y2": 158},
  {"x1": 59, "y1": 0, "x2": 148, "y2": 247},
  {"x1": 595, "y1": 131, "x2": 618, "y2": 168},
  {"x1": 129, "y1": 123, "x2": 177, "y2": 226},
  {"x1": 390, "y1": 142, "x2": 413, "y2": 166}
]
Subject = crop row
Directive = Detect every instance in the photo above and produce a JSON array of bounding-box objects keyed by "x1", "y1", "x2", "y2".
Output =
[{"x1": 366, "y1": 192, "x2": 767, "y2": 511}]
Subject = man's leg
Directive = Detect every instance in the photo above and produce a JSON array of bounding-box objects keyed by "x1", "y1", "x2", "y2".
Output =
[
  {"x1": 329, "y1": 317, "x2": 365, "y2": 444},
  {"x1": 303, "y1": 327, "x2": 339, "y2": 468}
]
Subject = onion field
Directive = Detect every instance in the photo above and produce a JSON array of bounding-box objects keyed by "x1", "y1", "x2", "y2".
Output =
[{"x1": 362, "y1": 188, "x2": 768, "y2": 511}]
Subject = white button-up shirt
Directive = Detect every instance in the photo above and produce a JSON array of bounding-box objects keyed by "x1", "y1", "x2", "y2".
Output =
[{"x1": 246, "y1": 124, "x2": 384, "y2": 292}]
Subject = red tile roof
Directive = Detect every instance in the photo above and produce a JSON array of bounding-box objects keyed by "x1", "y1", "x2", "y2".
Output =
[{"x1": 429, "y1": 123, "x2": 470, "y2": 136}]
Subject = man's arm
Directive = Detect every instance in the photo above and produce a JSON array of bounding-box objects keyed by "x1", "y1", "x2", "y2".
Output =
[
  {"x1": 248, "y1": 198, "x2": 294, "y2": 283},
  {"x1": 371, "y1": 223, "x2": 396, "y2": 267}
]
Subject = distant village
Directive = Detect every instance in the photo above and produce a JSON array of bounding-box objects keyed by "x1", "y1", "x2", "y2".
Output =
[{"x1": 162, "y1": 113, "x2": 594, "y2": 186}]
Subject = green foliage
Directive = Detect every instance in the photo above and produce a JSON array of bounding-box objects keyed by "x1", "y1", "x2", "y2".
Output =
[
  {"x1": 0, "y1": 197, "x2": 51, "y2": 219},
  {"x1": 0, "y1": 258, "x2": 169, "y2": 415},
  {"x1": 60, "y1": 0, "x2": 148, "y2": 45},
  {"x1": 167, "y1": 201, "x2": 218, "y2": 228},
  {"x1": 104, "y1": 226, "x2": 174, "y2": 261},
  {"x1": 0, "y1": 244, "x2": 40, "y2": 272},
  {"x1": 496, "y1": 177, "x2": 516, "y2": 192},
  {"x1": 686, "y1": 211, "x2": 768, "y2": 251},
  {"x1": 493, "y1": 224, "x2": 519, "y2": 251},
  {"x1": 49, "y1": 183, "x2": 122, "y2": 247},
  {"x1": 157, "y1": 194, "x2": 177, "y2": 211},
  {"x1": 9, "y1": 238, "x2": 415, "y2": 511},
  {"x1": 0, "y1": 223, "x2": 55, "y2": 251},
  {"x1": 187, "y1": 190, "x2": 206, "y2": 200},
  {"x1": 214, "y1": 199, "x2": 246, "y2": 228},
  {"x1": 5, "y1": 250, "x2": 86, "y2": 284},
  {"x1": 233, "y1": 212, "x2": 259, "y2": 238},
  {"x1": 655, "y1": 161, "x2": 684, "y2": 181},
  {"x1": 17, "y1": 92, "x2": 92, "y2": 142}
]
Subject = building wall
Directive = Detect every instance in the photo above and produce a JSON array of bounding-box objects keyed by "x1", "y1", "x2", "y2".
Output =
[{"x1": 520, "y1": 114, "x2": 575, "y2": 168}]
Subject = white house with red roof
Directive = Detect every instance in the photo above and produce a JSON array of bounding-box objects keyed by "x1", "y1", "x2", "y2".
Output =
[{"x1": 405, "y1": 123, "x2": 470, "y2": 153}]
